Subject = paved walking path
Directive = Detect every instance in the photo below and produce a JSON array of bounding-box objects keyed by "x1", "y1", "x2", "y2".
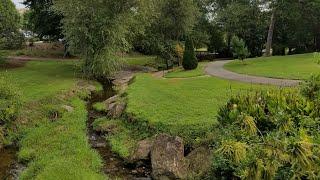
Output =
[{"x1": 205, "y1": 60, "x2": 301, "y2": 87}]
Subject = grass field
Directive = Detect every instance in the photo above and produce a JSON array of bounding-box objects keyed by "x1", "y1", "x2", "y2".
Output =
[
  {"x1": 165, "y1": 62, "x2": 208, "y2": 78},
  {"x1": 126, "y1": 74, "x2": 271, "y2": 144},
  {"x1": 1, "y1": 60, "x2": 105, "y2": 179},
  {"x1": 224, "y1": 53, "x2": 320, "y2": 80},
  {"x1": 122, "y1": 55, "x2": 156, "y2": 67},
  {"x1": 0, "y1": 61, "x2": 77, "y2": 101}
]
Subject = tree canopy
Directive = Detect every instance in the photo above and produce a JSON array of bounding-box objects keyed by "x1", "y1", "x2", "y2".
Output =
[{"x1": 24, "y1": 0, "x2": 63, "y2": 40}]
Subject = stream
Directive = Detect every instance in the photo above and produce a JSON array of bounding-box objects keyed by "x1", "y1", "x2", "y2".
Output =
[
  {"x1": 0, "y1": 147, "x2": 17, "y2": 180},
  {"x1": 87, "y1": 87, "x2": 152, "y2": 180}
]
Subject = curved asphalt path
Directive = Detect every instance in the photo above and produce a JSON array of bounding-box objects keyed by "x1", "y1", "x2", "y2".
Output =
[{"x1": 205, "y1": 60, "x2": 301, "y2": 87}]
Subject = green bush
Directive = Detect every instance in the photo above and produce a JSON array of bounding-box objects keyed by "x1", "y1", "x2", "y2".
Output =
[
  {"x1": 2, "y1": 32, "x2": 25, "y2": 50},
  {"x1": 182, "y1": 37, "x2": 198, "y2": 70},
  {"x1": 0, "y1": 79, "x2": 21, "y2": 147},
  {"x1": 301, "y1": 74, "x2": 320, "y2": 101},
  {"x1": 211, "y1": 89, "x2": 320, "y2": 179},
  {"x1": 231, "y1": 36, "x2": 249, "y2": 61},
  {"x1": 0, "y1": 79, "x2": 21, "y2": 125}
]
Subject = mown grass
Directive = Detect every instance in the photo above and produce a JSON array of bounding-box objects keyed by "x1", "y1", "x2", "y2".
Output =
[
  {"x1": 19, "y1": 98, "x2": 105, "y2": 180},
  {"x1": 0, "y1": 61, "x2": 78, "y2": 101},
  {"x1": 224, "y1": 53, "x2": 320, "y2": 80},
  {"x1": 165, "y1": 62, "x2": 208, "y2": 78},
  {"x1": 1, "y1": 60, "x2": 106, "y2": 179},
  {"x1": 126, "y1": 74, "x2": 271, "y2": 144},
  {"x1": 122, "y1": 56, "x2": 156, "y2": 67}
]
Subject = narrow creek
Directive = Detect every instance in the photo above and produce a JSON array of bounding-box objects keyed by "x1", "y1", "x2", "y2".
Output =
[
  {"x1": 0, "y1": 147, "x2": 18, "y2": 180},
  {"x1": 87, "y1": 85, "x2": 152, "y2": 179}
]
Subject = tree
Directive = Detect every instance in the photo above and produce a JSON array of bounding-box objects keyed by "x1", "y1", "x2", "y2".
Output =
[
  {"x1": 0, "y1": 0, "x2": 23, "y2": 49},
  {"x1": 231, "y1": 36, "x2": 249, "y2": 61},
  {"x1": 182, "y1": 37, "x2": 198, "y2": 70},
  {"x1": 54, "y1": 0, "x2": 154, "y2": 80},
  {"x1": 24, "y1": 0, "x2": 63, "y2": 40},
  {"x1": 133, "y1": 0, "x2": 199, "y2": 56}
]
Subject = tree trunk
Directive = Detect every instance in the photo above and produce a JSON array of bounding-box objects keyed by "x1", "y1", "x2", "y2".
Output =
[{"x1": 265, "y1": 10, "x2": 276, "y2": 57}]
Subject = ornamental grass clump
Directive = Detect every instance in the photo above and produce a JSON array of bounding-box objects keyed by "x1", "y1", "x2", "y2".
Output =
[{"x1": 211, "y1": 87, "x2": 320, "y2": 179}]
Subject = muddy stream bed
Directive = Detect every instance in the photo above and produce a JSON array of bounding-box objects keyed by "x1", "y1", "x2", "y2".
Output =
[
  {"x1": 87, "y1": 87, "x2": 152, "y2": 179},
  {"x1": 0, "y1": 147, "x2": 19, "y2": 180}
]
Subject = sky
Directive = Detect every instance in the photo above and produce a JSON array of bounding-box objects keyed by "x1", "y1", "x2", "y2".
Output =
[{"x1": 12, "y1": 0, "x2": 25, "y2": 9}]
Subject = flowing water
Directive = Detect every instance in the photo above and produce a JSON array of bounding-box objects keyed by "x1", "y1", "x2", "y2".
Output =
[
  {"x1": 87, "y1": 87, "x2": 152, "y2": 179},
  {"x1": 0, "y1": 147, "x2": 17, "y2": 180}
]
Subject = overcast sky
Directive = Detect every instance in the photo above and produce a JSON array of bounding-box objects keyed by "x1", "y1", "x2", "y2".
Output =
[{"x1": 12, "y1": 0, "x2": 25, "y2": 9}]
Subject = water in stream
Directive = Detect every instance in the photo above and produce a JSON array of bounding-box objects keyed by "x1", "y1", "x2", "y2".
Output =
[
  {"x1": 87, "y1": 88, "x2": 152, "y2": 179},
  {"x1": 0, "y1": 147, "x2": 17, "y2": 180}
]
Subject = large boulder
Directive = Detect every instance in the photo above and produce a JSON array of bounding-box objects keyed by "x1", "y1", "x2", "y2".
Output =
[
  {"x1": 107, "y1": 102, "x2": 126, "y2": 118},
  {"x1": 151, "y1": 134, "x2": 187, "y2": 179},
  {"x1": 131, "y1": 139, "x2": 153, "y2": 161},
  {"x1": 185, "y1": 146, "x2": 212, "y2": 177}
]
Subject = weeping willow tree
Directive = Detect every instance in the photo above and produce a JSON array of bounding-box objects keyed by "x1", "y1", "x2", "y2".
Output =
[{"x1": 53, "y1": 0, "x2": 156, "y2": 80}]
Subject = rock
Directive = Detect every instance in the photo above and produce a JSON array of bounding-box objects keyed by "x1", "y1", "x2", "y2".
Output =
[
  {"x1": 107, "y1": 102, "x2": 126, "y2": 118},
  {"x1": 151, "y1": 134, "x2": 187, "y2": 179},
  {"x1": 92, "y1": 142, "x2": 107, "y2": 148},
  {"x1": 61, "y1": 105, "x2": 74, "y2": 112},
  {"x1": 185, "y1": 147, "x2": 212, "y2": 177},
  {"x1": 131, "y1": 139, "x2": 153, "y2": 161},
  {"x1": 103, "y1": 95, "x2": 119, "y2": 107},
  {"x1": 112, "y1": 71, "x2": 135, "y2": 92}
]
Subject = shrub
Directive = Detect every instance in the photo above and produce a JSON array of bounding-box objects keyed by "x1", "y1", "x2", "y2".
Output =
[
  {"x1": 231, "y1": 36, "x2": 249, "y2": 61},
  {"x1": 313, "y1": 52, "x2": 320, "y2": 64},
  {"x1": 2, "y1": 32, "x2": 25, "y2": 50},
  {"x1": 0, "y1": 79, "x2": 21, "y2": 148},
  {"x1": 0, "y1": 79, "x2": 21, "y2": 125},
  {"x1": 212, "y1": 89, "x2": 320, "y2": 179},
  {"x1": 182, "y1": 37, "x2": 198, "y2": 70},
  {"x1": 174, "y1": 43, "x2": 184, "y2": 65},
  {"x1": 300, "y1": 74, "x2": 320, "y2": 101}
]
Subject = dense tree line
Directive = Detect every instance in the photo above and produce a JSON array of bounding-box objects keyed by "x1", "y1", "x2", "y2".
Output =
[{"x1": 17, "y1": 0, "x2": 320, "y2": 75}]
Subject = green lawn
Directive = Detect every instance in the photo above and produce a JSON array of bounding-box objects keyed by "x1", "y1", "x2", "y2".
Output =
[
  {"x1": 122, "y1": 55, "x2": 156, "y2": 67},
  {"x1": 224, "y1": 53, "x2": 320, "y2": 80},
  {"x1": 0, "y1": 61, "x2": 77, "y2": 101},
  {"x1": 165, "y1": 62, "x2": 208, "y2": 78},
  {"x1": 126, "y1": 74, "x2": 271, "y2": 144}
]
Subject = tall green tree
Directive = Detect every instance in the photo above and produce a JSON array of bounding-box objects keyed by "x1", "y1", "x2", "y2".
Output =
[
  {"x1": 182, "y1": 37, "x2": 198, "y2": 70},
  {"x1": 54, "y1": 0, "x2": 154, "y2": 79},
  {"x1": 0, "y1": 0, "x2": 23, "y2": 49},
  {"x1": 24, "y1": 0, "x2": 63, "y2": 40}
]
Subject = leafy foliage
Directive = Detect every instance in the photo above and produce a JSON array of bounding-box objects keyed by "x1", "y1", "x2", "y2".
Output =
[
  {"x1": 183, "y1": 37, "x2": 198, "y2": 70},
  {"x1": 0, "y1": 0, "x2": 24, "y2": 50},
  {"x1": 231, "y1": 36, "x2": 249, "y2": 61},
  {"x1": 54, "y1": 0, "x2": 154, "y2": 78},
  {"x1": 0, "y1": 79, "x2": 21, "y2": 125},
  {"x1": 0, "y1": 79, "x2": 21, "y2": 147},
  {"x1": 301, "y1": 74, "x2": 320, "y2": 101},
  {"x1": 212, "y1": 88, "x2": 320, "y2": 179},
  {"x1": 23, "y1": 0, "x2": 63, "y2": 40}
]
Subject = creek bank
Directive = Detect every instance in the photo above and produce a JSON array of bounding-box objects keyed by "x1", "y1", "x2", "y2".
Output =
[
  {"x1": 87, "y1": 75, "x2": 152, "y2": 179},
  {"x1": 0, "y1": 146, "x2": 23, "y2": 180},
  {"x1": 93, "y1": 71, "x2": 212, "y2": 179}
]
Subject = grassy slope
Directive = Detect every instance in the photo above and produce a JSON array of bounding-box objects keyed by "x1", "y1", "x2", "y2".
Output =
[
  {"x1": 126, "y1": 74, "x2": 270, "y2": 143},
  {"x1": 165, "y1": 62, "x2": 208, "y2": 78},
  {"x1": 224, "y1": 53, "x2": 320, "y2": 80},
  {"x1": 122, "y1": 56, "x2": 156, "y2": 67},
  {"x1": 0, "y1": 61, "x2": 77, "y2": 101},
  {"x1": 1, "y1": 61, "x2": 105, "y2": 179}
]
